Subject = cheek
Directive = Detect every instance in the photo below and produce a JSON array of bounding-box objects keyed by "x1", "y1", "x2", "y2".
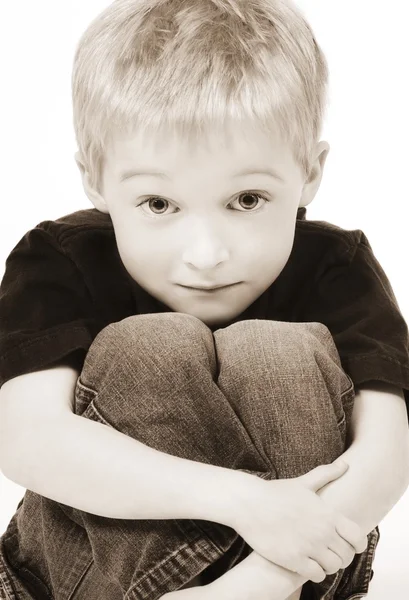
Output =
[
  {"x1": 116, "y1": 230, "x2": 171, "y2": 276},
  {"x1": 251, "y1": 222, "x2": 294, "y2": 254}
]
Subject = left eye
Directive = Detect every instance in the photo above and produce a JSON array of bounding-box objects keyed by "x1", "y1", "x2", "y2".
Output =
[
  {"x1": 137, "y1": 192, "x2": 269, "y2": 216},
  {"x1": 142, "y1": 197, "x2": 171, "y2": 215},
  {"x1": 231, "y1": 192, "x2": 268, "y2": 211}
]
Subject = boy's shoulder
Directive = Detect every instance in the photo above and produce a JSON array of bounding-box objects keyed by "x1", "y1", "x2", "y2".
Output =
[
  {"x1": 20, "y1": 208, "x2": 118, "y2": 267},
  {"x1": 37, "y1": 208, "x2": 114, "y2": 243},
  {"x1": 294, "y1": 210, "x2": 369, "y2": 262}
]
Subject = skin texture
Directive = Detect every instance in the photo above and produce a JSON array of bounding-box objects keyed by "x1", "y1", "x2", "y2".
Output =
[{"x1": 76, "y1": 120, "x2": 329, "y2": 330}]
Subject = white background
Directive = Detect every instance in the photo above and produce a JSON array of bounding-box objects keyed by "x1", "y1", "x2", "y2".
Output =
[{"x1": 0, "y1": 1, "x2": 408, "y2": 597}]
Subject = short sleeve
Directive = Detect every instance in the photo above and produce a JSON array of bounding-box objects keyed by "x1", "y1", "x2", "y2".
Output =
[
  {"x1": 301, "y1": 231, "x2": 409, "y2": 419},
  {"x1": 0, "y1": 225, "x2": 97, "y2": 388}
]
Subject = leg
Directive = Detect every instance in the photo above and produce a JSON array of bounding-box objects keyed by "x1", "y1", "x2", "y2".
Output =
[{"x1": 214, "y1": 319, "x2": 354, "y2": 479}]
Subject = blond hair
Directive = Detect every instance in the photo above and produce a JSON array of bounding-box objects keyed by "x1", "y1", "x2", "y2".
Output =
[{"x1": 72, "y1": 0, "x2": 329, "y2": 194}]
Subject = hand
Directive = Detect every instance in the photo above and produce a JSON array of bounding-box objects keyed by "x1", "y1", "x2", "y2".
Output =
[{"x1": 230, "y1": 461, "x2": 368, "y2": 583}]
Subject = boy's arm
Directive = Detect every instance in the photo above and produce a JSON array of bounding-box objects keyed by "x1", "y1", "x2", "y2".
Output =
[
  {"x1": 317, "y1": 381, "x2": 409, "y2": 529},
  {"x1": 0, "y1": 365, "x2": 253, "y2": 523},
  {"x1": 209, "y1": 381, "x2": 409, "y2": 600}
]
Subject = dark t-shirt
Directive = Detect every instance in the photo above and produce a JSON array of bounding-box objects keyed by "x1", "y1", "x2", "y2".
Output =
[{"x1": 1, "y1": 207, "x2": 409, "y2": 420}]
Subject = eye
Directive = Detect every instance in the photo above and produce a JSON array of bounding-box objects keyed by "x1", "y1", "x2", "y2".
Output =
[
  {"x1": 138, "y1": 197, "x2": 177, "y2": 216},
  {"x1": 136, "y1": 191, "x2": 269, "y2": 217},
  {"x1": 230, "y1": 192, "x2": 269, "y2": 211}
]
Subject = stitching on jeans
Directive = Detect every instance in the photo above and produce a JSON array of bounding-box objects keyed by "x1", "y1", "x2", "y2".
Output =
[
  {"x1": 66, "y1": 557, "x2": 94, "y2": 600},
  {"x1": 187, "y1": 520, "x2": 229, "y2": 553},
  {"x1": 81, "y1": 401, "x2": 113, "y2": 427},
  {"x1": 76, "y1": 378, "x2": 98, "y2": 397},
  {"x1": 336, "y1": 528, "x2": 379, "y2": 599},
  {"x1": 124, "y1": 539, "x2": 215, "y2": 597},
  {"x1": 0, "y1": 568, "x2": 17, "y2": 600},
  {"x1": 341, "y1": 378, "x2": 355, "y2": 398}
]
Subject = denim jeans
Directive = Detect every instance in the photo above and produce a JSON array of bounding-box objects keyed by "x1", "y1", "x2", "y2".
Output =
[{"x1": 1, "y1": 314, "x2": 380, "y2": 600}]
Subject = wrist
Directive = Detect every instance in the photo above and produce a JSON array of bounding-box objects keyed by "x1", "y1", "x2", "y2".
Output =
[
  {"x1": 239, "y1": 551, "x2": 305, "y2": 598},
  {"x1": 190, "y1": 464, "x2": 263, "y2": 527},
  {"x1": 214, "y1": 469, "x2": 267, "y2": 529}
]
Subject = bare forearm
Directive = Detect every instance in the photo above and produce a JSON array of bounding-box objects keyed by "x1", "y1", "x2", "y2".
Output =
[
  {"x1": 3, "y1": 412, "x2": 252, "y2": 522},
  {"x1": 317, "y1": 382, "x2": 409, "y2": 532}
]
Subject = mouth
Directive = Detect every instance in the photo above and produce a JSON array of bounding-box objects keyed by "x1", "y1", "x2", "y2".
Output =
[{"x1": 178, "y1": 283, "x2": 241, "y2": 292}]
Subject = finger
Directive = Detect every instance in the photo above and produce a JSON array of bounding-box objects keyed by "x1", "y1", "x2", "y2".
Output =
[
  {"x1": 335, "y1": 516, "x2": 367, "y2": 553},
  {"x1": 328, "y1": 537, "x2": 356, "y2": 569},
  {"x1": 310, "y1": 548, "x2": 344, "y2": 575},
  {"x1": 300, "y1": 462, "x2": 348, "y2": 492},
  {"x1": 296, "y1": 557, "x2": 327, "y2": 584}
]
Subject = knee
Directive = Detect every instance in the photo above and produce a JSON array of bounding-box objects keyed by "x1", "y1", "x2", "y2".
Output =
[
  {"x1": 218, "y1": 319, "x2": 339, "y2": 376},
  {"x1": 77, "y1": 313, "x2": 216, "y2": 426},
  {"x1": 110, "y1": 312, "x2": 212, "y2": 354},
  {"x1": 82, "y1": 312, "x2": 215, "y2": 378},
  {"x1": 224, "y1": 318, "x2": 333, "y2": 349}
]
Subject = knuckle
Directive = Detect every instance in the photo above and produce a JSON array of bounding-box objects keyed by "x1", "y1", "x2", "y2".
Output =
[
  {"x1": 302, "y1": 542, "x2": 314, "y2": 557},
  {"x1": 317, "y1": 523, "x2": 335, "y2": 543},
  {"x1": 287, "y1": 551, "x2": 304, "y2": 569}
]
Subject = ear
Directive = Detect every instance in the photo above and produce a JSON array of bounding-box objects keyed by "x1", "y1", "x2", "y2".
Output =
[
  {"x1": 299, "y1": 141, "x2": 330, "y2": 208},
  {"x1": 74, "y1": 152, "x2": 110, "y2": 214}
]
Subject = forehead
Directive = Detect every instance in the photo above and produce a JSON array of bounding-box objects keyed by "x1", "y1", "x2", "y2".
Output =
[{"x1": 104, "y1": 118, "x2": 299, "y2": 181}]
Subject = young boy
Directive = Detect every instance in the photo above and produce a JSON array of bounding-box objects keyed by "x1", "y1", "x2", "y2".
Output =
[{"x1": 1, "y1": 1, "x2": 409, "y2": 599}]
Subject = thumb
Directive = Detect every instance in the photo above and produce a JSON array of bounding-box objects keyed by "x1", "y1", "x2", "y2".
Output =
[{"x1": 298, "y1": 461, "x2": 349, "y2": 492}]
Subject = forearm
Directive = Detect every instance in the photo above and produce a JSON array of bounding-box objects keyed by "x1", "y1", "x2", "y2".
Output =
[
  {"x1": 317, "y1": 382, "x2": 409, "y2": 532},
  {"x1": 3, "y1": 411, "x2": 252, "y2": 522}
]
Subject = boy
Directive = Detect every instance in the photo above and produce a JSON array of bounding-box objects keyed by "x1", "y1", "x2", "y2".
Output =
[{"x1": 1, "y1": 1, "x2": 409, "y2": 600}]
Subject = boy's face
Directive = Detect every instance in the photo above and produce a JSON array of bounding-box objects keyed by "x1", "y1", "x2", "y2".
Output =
[{"x1": 79, "y1": 120, "x2": 328, "y2": 328}]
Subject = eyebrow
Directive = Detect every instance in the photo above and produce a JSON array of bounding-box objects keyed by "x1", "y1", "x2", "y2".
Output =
[{"x1": 119, "y1": 166, "x2": 284, "y2": 183}]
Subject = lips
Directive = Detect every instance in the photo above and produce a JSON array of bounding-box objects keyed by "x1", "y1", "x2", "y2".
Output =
[{"x1": 178, "y1": 283, "x2": 239, "y2": 290}]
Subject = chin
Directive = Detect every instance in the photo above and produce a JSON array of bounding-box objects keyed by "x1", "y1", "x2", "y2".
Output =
[{"x1": 187, "y1": 308, "x2": 242, "y2": 329}]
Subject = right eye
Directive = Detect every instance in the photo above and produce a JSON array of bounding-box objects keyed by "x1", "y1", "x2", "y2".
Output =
[{"x1": 137, "y1": 197, "x2": 179, "y2": 217}]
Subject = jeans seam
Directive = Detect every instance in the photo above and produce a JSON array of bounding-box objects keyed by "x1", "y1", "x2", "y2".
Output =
[
  {"x1": 341, "y1": 377, "x2": 355, "y2": 398},
  {"x1": 322, "y1": 528, "x2": 380, "y2": 600},
  {"x1": 76, "y1": 378, "x2": 98, "y2": 398},
  {"x1": 125, "y1": 534, "x2": 223, "y2": 599},
  {"x1": 80, "y1": 398, "x2": 113, "y2": 427},
  {"x1": 67, "y1": 557, "x2": 94, "y2": 600},
  {"x1": 188, "y1": 520, "x2": 232, "y2": 553}
]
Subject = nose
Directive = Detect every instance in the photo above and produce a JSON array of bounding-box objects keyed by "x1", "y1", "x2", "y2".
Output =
[{"x1": 181, "y1": 219, "x2": 230, "y2": 270}]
